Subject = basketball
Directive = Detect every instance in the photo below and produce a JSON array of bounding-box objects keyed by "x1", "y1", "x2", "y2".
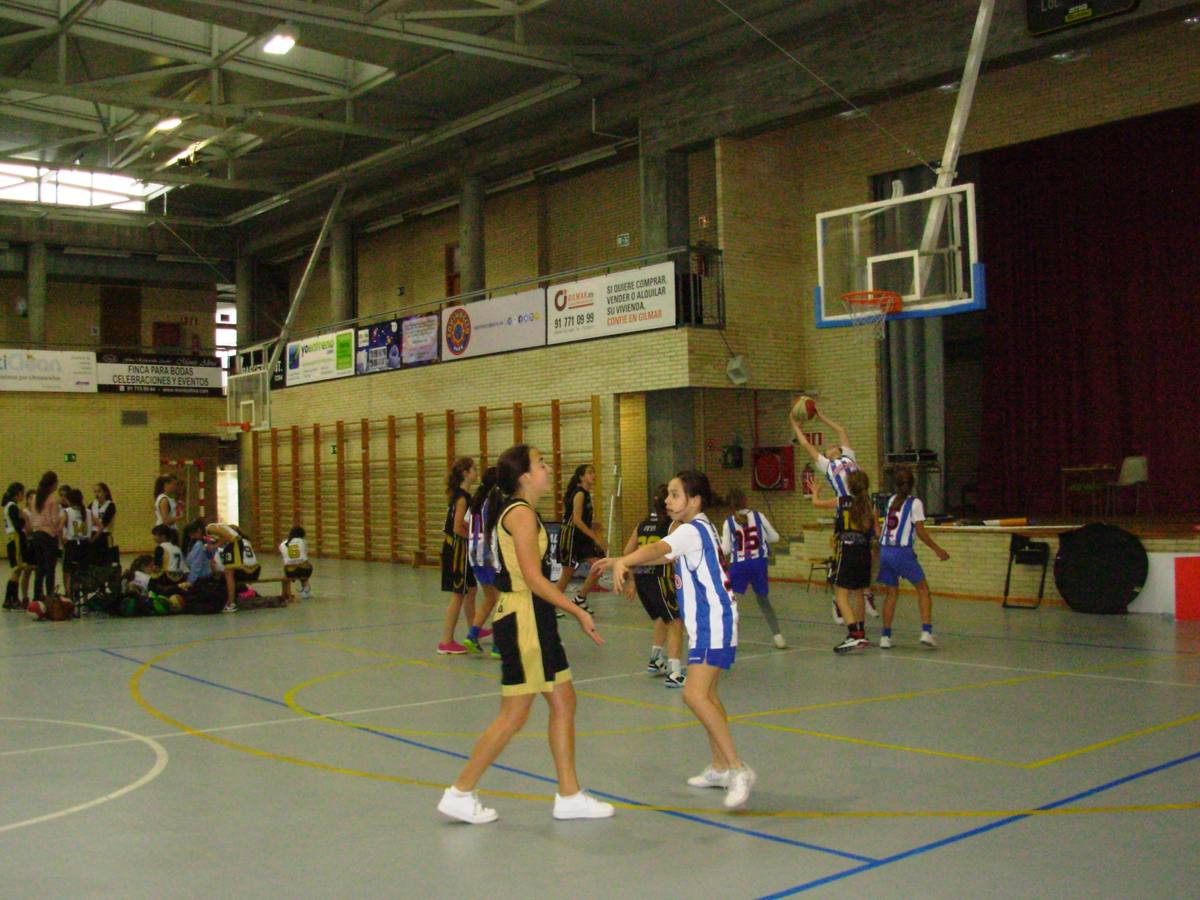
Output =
[
  {"x1": 26, "y1": 600, "x2": 46, "y2": 621},
  {"x1": 791, "y1": 395, "x2": 818, "y2": 422}
]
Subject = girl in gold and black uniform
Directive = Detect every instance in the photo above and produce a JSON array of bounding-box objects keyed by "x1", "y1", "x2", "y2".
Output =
[
  {"x1": 438, "y1": 457, "x2": 477, "y2": 654},
  {"x1": 3, "y1": 482, "x2": 32, "y2": 609},
  {"x1": 438, "y1": 444, "x2": 610, "y2": 825},
  {"x1": 554, "y1": 464, "x2": 607, "y2": 614}
]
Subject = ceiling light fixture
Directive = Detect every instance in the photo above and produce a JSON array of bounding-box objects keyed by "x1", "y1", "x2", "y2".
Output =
[
  {"x1": 154, "y1": 117, "x2": 182, "y2": 131},
  {"x1": 937, "y1": 81, "x2": 961, "y2": 93},
  {"x1": 835, "y1": 108, "x2": 868, "y2": 120},
  {"x1": 1184, "y1": 15, "x2": 1200, "y2": 28},
  {"x1": 263, "y1": 23, "x2": 298, "y2": 55}
]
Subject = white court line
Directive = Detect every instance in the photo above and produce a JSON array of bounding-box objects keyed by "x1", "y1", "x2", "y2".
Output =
[
  {"x1": 0, "y1": 717, "x2": 169, "y2": 834},
  {"x1": 874, "y1": 650, "x2": 1200, "y2": 688},
  {"x1": 0, "y1": 648, "x2": 793, "y2": 759}
]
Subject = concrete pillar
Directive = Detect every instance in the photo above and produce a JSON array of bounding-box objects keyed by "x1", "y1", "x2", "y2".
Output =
[
  {"x1": 329, "y1": 222, "x2": 354, "y2": 323},
  {"x1": 640, "y1": 150, "x2": 689, "y2": 256},
  {"x1": 26, "y1": 241, "x2": 46, "y2": 346},
  {"x1": 235, "y1": 254, "x2": 253, "y2": 346},
  {"x1": 458, "y1": 175, "x2": 485, "y2": 295}
]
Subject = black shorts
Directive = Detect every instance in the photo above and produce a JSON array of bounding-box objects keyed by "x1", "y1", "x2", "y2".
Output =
[
  {"x1": 63, "y1": 541, "x2": 89, "y2": 573},
  {"x1": 231, "y1": 565, "x2": 261, "y2": 584},
  {"x1": 441, "y1": 534, "x2": 470, "y2": 594},
  {"x1": 834, "y1": 542, "x2": 872, "y2": 590},
  {"x1": 285, "y1": 562, "x2": 313, "y2": 580},
  {"x1": 6, "y1": 533, "x2": 29, "y2": 568},
  {"x1": 557, "y1": 524, "x2": 598, "y2": 567},
  {"x1": 493, "y1": 594, "x2": 572, "y2": 696},
  {"x1": 634, "y1": 571, "x2": 678, "y2": 622}
]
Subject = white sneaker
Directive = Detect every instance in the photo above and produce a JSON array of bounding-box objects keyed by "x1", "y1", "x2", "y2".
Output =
[
  {"x1": 437, "y1": 788, "x2": 498, "y2": 824},
  {"x1": 553, "y1": 791, "x2": 614, "y2": 820},
  {"x1": 832, "y1": 602, "x2": 844, "y2": 626},
  {"x1": 920, "y1": 631, "x2": 937, "y2": 649},
  {"x1": 300, "y1": 586, "x2": 311, "y2": 600},
  {"x1": 723, "y1": 765, "x2": 757, "y2": 809},
  {"x1": 772, "y1": 633, "x2": 787, "y2": 649},
  {"x1": 879, "y1": 634, "x2": 892, "y2": 649},
  {"x1": 664, "y1": 672, "x2": 685, "y2": 689},
  {"x1": 571, "y1": 594, "x2": 594, "y2": 614},
  {"x1": 864, "y1": 590, "x2": 879, "y2": 618},
  {"x1": 686, "y1": 766, "x2": 730, "y2": 789},
  {"x1": 221, "y1": 602, "x2": 238, "y2": 613}
]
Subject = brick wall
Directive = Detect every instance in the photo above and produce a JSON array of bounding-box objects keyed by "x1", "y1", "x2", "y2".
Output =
[{"x1": 0, "y1": 392, "x2": 224, "y2": 553}]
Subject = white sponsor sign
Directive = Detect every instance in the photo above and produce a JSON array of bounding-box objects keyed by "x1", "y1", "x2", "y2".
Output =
[
  {"x1": 285, "y1": 329, "x2": 355, "y2": 386},
  {"x1": 546, "y1": 261, "x2": 676, "y2": 345},
  {"x1": 96, "y1": 352, "x2": 223, "y2": 396},
  {"x1": 0, "y1": 348, "x2": 96, "y2": 393},
  {"x1": 441, "y1": 289, "x2": 545, "y2": 360},
  {"x1": 401, "y1": 314, "x2": 440, "y2": 366}
]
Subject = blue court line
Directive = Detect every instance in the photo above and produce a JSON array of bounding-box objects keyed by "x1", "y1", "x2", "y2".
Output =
[
  {"x1": 758, "y1": 747, "x2": 1200, "y2": 897},
  {"x1": 104, "y1": 648, "x2": 875, "y2": 864}
]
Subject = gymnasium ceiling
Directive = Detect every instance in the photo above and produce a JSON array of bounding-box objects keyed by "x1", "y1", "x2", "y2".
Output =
[{"x1": 0, "y1": 0, "x2": 1196, "y2": 255}]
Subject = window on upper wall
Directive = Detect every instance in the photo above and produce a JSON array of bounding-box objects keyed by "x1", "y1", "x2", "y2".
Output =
[
  {"x1": 0, "y1": 163, "x2": 168, "y2": 211},
  {"x1": 215, "y1": 302, "x2": 237, "y2": 388}
]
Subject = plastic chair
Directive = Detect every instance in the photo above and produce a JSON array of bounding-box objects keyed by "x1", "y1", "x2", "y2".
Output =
[
  {"x1": 1002, "y1": 534, "x2": 1049, "y2": 609},
  {"x1": 1106, "y1": 456, "x2": 1150, "y2": 515}
]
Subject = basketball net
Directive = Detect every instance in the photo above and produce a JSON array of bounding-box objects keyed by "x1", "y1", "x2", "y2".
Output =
[{"x1": 841, "y1": 290, "x2": 902, "y2": 341}]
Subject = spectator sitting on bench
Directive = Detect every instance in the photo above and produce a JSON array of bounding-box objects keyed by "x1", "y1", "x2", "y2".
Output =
[
  {"x1": 279, "y1": 526, "x2": 312, "y2": 600},
  {"x1": 206, "y1": 523, "x2": 261, "y2": 613}
]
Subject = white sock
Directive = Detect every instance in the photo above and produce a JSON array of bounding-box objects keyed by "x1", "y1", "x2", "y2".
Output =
[
  {"x1": 668, "y1": 658, "x2": 681, "y2": 676},
  {"x1": 650, "y1": 645, "x2": 663, "y2": 659}
]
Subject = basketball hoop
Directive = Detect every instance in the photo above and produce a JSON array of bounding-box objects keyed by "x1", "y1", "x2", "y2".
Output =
[{"x1": 841, "y1": 290, "x2": 902, "y2": 340}]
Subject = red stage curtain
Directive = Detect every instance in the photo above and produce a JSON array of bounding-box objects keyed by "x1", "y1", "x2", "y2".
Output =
[{"x1": 977, "y1": 104, "x2": 1200, "y2": 516}]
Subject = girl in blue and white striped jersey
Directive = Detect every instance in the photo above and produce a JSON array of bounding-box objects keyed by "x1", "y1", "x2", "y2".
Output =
[
  {"x1": 604, "y1": 470, "x2": 755, "y2": 810},
  {"x1": 877, "y1": 466, "x2": 949, "y2": 650},
  {"x1": 720, "y1": 488, "x2": 786, "y2": 649}
]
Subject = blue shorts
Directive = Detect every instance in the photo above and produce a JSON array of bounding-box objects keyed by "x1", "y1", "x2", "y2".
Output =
[
  {"x1": 876, "y1": 546, "x2": 926, "y2": 587},
  {"x1": 687, "y1": 646, "x2": 736, "y2": 669},
  {"x1": 727, "y1": 557, "x2": 769, "y2": 596},
  {"x1": 471, "y1": 564, "x2": 496, "y2": 587}
]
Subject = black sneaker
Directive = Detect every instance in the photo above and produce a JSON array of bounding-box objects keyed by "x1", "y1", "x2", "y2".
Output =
[{"x1": 572, "y1": 594, "x2": 593, "y2": 614}]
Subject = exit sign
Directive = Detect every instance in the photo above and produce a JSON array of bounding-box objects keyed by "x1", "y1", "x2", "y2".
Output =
[{"x1": 64, "y1": 452, "x2": 77, "y2": 463}]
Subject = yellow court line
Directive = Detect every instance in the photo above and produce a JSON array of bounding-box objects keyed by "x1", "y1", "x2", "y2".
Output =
[
  {"x1": 1027, "y1": 709, "x2": 1200, "y2": 769},
  {"x1": 742, "y1": 720, "x2": 1025, "y2": 768},
  {"x1": 127, "y1": 637, "x2": 1200, "y2": 819}
]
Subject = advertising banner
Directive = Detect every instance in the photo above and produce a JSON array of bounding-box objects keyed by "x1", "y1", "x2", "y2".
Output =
[
  {"x1": 546, "y1": 261, "x2": 676, "y2": 345},
  {"x1": 355, "y1": 319, "x2": 403, "y2": 375},
  {"x1": 285, "y1": 329, "x2": 355, "y2": 386},
  {"x1": 96, "y1": 351, "x2": 223, "y2": 396},
  {"x1": 401, "y1": 314, "x2": 440, "y2": 366},
  {"x1": 0, "y1": 348, "x2": 96, "y2": 393},
  {"x1": 441, "y1": 288, "x2": 545, "y2": 361}
]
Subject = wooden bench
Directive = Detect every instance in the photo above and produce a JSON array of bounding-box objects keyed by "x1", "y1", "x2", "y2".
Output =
[{"x1": 242, "y1": 576, "x2": 293, "y2": 603}]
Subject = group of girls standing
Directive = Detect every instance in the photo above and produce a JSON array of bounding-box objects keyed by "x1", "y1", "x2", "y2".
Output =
[
  {"x1": 4, "y1": 472, "x2": 115, "y2": 609},
  {"x1": 438, "y1": 442, "x2": 756, "y2": 823}
]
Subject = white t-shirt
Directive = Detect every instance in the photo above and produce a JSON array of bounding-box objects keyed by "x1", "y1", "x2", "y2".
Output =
[
  {"x1": 279, "y1": 537, "x2": 309, "y2": 566},
  {"x1": 155, "y1": 493, "x2": 177, "y2": 526},
  {"x1": 90, "y1": 500, "x2": 115, "y2": 535},
  {"x1": 157, "y1": 542, "x2": 186, "y2": 577}
]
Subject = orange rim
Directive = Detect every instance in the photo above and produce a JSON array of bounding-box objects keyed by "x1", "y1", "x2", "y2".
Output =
[{"x1": 841, "y1": 290, "x2": 902, "y2": 314}]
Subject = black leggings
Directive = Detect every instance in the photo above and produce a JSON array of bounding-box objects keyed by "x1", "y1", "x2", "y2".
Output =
[{"x1": 30, "y1": 532, "x2": 59, "y2": 600}]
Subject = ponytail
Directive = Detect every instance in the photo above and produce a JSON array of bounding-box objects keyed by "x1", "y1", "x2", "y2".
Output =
[
  {"x1": 484, "y1": 445, "x2": 532, "y2": 549},
  {"x1": 890, "y1": 466, "x2": 915, "y2": 514},
  {"x1": 35, "y1": 471, "x2": 58, "y2": 512},
  {"x1": 471, "y1": 466, "x2": 498, "y2": 516},
  {"x1": 2, "y1": 482, "x2": 23, "y2": 505},
  {"x1": 728, "y1": 487, "x2": 748, "y2": 527},
  {"x1": 847, "y1": 470, "x2": 874, "y2": 532},
  {"x1": 651, "y1": 483, "x2": 668, "y2": 517},
  {"x1": 446, "y1": 457, "x2": 474, "y2": 500}
]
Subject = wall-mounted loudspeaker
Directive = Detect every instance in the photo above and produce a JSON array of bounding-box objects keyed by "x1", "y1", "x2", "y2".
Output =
[{"x1": 726, "y1": 354, "x2": 749, "y2": 385}]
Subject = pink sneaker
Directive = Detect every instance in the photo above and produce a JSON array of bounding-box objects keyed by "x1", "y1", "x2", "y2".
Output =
[
  {"x1": 437, "y1": 641, "x2": 468, "y2": 655},
  {"x1": 478, "y1": 627, "x2": 493, "y2": 639}
]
